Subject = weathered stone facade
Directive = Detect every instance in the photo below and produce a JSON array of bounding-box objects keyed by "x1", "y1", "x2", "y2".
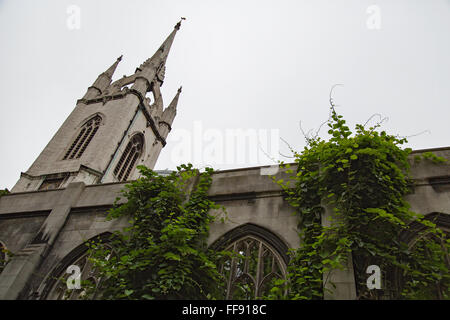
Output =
[{"x1": 0, "y1": 21, "x2": 449, "y2": 300}]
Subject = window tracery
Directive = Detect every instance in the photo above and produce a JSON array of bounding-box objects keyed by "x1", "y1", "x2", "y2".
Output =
[
  {"x1": 113, "y1": 134, "x2": 144, "y2": 181},
  {"x1": 220, "y1": 235, "x2": 287, "y2": 299},
  {"x1": 46, "y1": 246, "x2": 112, "y2": 300},
  {"x1": 63, "y1": 115, "x2": 102, "y2": 160}
]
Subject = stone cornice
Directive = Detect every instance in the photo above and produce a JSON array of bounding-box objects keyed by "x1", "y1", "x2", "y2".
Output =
[
  {"x1": 76, "y1": 91, "x2": 127, "y2": 105},
  {"x1": 20, "y1": 165, "x2": 103, "y2": 182},
  {"x1": 79, "y1": 165, "x2": 103, "y2": 177}
]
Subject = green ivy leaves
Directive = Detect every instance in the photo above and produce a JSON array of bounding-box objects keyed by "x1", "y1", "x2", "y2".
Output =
[
  {"x1": 83, "y1": 164, "x2": 227, "y2": 300},
  {"x1": 267, "y1": 106, "x2": 449, "y2": 300}
]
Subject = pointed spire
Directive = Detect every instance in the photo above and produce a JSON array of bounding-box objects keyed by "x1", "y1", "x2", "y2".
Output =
[
  {"x1": 94, "y1": 55, "x2": 122, "y2": 86},
  {"x1": 138, "y1": 19, "x2": 184, "y2": 74},
  {"x1": 83, "y1": 55, "x2": 123, "y2": 100},
  {"x1": 104, "y1": 55, "x2": 122, "y2": 78},
  {"x1": 169, "y1": 86, "x2": 182, "y2": 109},
  {"x1": 162, "y1": 86, "x2": 181, "y2": 121},
  {"x1": 132, "y1": 19, "x2": 184, "y2": 95},
  {"x1": 159, "y1": 86, "x2": 182, "y2": 139}
]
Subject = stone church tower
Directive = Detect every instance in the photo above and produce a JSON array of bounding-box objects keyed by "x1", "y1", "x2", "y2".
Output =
[
  {"x1": 12, "y1": 21, "x2": 183, "y2": 193},
  {"x1": 0, "y1": 21, "x2": 187, "y2": 300}
]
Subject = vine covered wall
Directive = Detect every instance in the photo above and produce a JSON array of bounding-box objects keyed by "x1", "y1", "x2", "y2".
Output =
[{"x1": 267, "y1": 105, "x2": 449, "y2": 299}]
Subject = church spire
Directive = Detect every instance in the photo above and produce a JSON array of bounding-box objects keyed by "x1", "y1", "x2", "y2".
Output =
[
  {"x1": 132, "y1": 19, "x2": 184, "y2": 94},
  {"x1": 83, "y1": 55, "x2": 122, "y2": 99},
  {"x1": 103, "y1": 55, "x2": 122, "y2": 79},
  {"x1": 139, "y1": 20, "x2": 182, "y2": 72},
  {"x1": 160, "y1": 86, "x2": 181, "y2": 138},
  {"x1": 12, "y1": 22, "x2": 184, "y2": 193},
  {"x1": 167, "y1": 86, "x2": 182, "y2": 111}
]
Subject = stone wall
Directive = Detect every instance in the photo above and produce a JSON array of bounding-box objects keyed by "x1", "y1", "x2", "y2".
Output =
[{"x1": 0, "y1": 147, "x2": 448, "y2": 299}]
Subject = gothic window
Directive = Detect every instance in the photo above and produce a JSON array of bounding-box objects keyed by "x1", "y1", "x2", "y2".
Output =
[
  {"x1": 46, "y1": 245, "x2": 112, "y2": 300},
  {"x1": 63, "y1": 115, "x2": 102, "y2": 160},
  {"x1": 220, "y1": 235, "x2": 287, "y2": 300},
  {"x1": 113, "y1": 134, "x2": 144, "y2": 182},
  {"x1": 383, "y1": 212, "x2": 450, "y2": 300}
]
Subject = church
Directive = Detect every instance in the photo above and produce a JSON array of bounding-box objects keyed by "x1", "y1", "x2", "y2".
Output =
[{"x1": 0, "y1": 20, "x2": 449, "y2": 300}]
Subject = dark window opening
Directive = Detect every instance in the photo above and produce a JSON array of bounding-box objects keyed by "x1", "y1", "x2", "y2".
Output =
[
  {"x1": 113, "y1": 134, "x2": 144, "y2": 181},
  {"x1": 63, "y1": 115, "x2": 102, "y2": 160}
]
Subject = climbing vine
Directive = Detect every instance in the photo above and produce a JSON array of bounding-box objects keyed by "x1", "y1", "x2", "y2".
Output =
[
  {"x1": 48, "y1": 106, "x2": 448, "y2": 300},
  {"x1": 81, "y1": 164, "x2": 228, "y2": 300},
  {"x1": 267, "y1": 106, "x2": 449, "y2": 299}
]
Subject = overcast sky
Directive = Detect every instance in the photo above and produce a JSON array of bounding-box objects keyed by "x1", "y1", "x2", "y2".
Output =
[{"x1": 0, "y1": 0, "x2": 449, "y2": 190}]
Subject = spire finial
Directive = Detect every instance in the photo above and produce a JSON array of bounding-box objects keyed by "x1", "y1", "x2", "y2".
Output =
[
  {"x1": 178, "y1": 86, "x2": 182, "y2": 93},
  {"x1": 175, "y1": 17, "x2": 186, "y2": 30},
  {"x1": 118, "y1": 55, "x2": 123, "y2": 61}
]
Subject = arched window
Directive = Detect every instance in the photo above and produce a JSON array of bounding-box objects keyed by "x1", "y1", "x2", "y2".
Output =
[
  {"x1": 220, "y1": 235, "x2": 287, "y2": 299},
  {"x1": 392, "y1": 213, "x2": 450, "y2": 300},
  {"x1": 41, "y1": 233, "x2": 113, "y2": 300},
  {"x1": 47, "y1": 250, "x2": 96, "y2": 300},
  {"x1": 63, "y1": 115, "x2": 102, "y2": 160},
  {"x1": 46, "y1": 247, "x2": 114, "y2": 300},
  {"x1": 113, "y1": 134, "x2": 144, "y2": 181}
]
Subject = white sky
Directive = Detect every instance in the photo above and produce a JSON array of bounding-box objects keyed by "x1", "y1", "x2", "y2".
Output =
[{"x1": 0, "y1": 0, "x2": 449, "y2": 190}]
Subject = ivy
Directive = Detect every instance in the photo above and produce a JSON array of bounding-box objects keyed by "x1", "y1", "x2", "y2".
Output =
[
  {"x1": 267, "y1": 106, "x2": 449, "y2": 300},
  {"x1": 34, "y1": 105, "x2": 447, "y2": 300},
  {"x1": 0, "y1": 188, "x2": 9, "y2": 197},
  {"x1": 81, "y1": 164, "x2": 228, "y2": 300},
  {"x1": 0, "y1": 248, "x2": 12, "y2": 275},
  {"x1": 414, "y1": 152, "x2": 447, "y2": 164}
]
